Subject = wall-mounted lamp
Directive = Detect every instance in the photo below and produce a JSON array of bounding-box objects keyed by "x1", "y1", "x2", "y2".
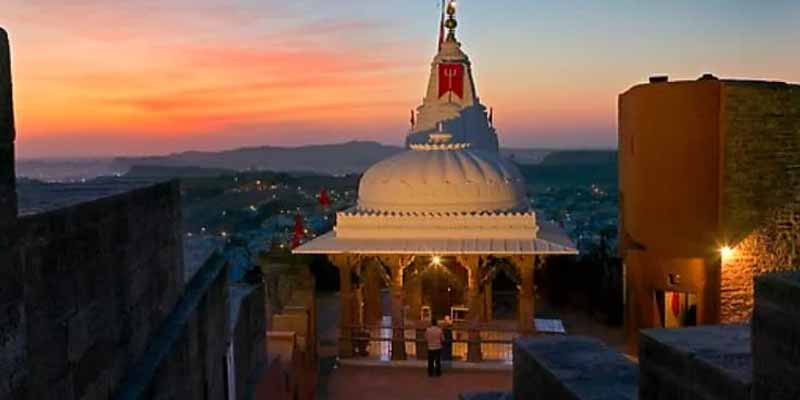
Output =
[{"x1": 720, "y1": 246, "x2": 735, "y2": 261}]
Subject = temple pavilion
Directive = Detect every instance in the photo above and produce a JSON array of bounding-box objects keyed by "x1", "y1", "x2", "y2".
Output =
[{"x1": 294, "y1": 1, "x2": 577, "y2": 361}]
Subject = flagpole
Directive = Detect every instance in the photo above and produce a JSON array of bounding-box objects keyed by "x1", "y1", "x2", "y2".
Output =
[{"x1": 438, "y1": 0, "x2": 446, "y2": 51}]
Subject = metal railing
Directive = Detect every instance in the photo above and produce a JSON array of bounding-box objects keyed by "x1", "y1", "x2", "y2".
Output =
[{"x1": 342, "y1": 321, "x2": 525, "y2": 363}]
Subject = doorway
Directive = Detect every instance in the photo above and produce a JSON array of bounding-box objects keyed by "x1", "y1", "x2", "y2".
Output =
[{"x1": 656, "y1": 290, "x2": 698, "y2": 328}]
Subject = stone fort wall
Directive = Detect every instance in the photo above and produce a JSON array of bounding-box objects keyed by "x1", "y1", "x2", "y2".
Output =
[
  {"x1": 720, "y1": 82, "x2": 800, "y2": 323},
  {"x1": 0, "y1": 182, "x2": 184, "y2": 399}
]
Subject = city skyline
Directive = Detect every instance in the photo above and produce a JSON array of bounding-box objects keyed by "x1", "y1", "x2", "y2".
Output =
[{"x1": 3, "y1": 0, "x2": 799, "y2": 158}]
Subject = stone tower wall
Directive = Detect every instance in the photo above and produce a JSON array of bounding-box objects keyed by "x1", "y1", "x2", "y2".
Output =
[{"x1": 720, "y1": 82, "x2": 800, "y2": 323}]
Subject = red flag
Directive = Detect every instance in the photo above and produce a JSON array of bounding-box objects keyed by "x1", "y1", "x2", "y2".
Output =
[
  {"x1": 292, "y1": 214, "x2": 305, "y2": 249},
  {"x1": 319, "y1": 188, "x2": 331, "y2": 208},
  {"x1": 438, "y1": 63, "x2": 465, "y2": 99}
]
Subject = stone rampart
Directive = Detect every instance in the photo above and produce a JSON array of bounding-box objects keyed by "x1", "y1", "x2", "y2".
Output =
[
  {"x1": 512, "y1": 336, "x2": 638, "y2": 400},
  {"x1": 0, "y1": 181, "x2": 183, "y2": 399},
  {"x1": 639, "y1": 325, "x2": 752, "y2": 400},
  {"x1": 752, "y1": 272, "x2": 800, "y2": 400}
]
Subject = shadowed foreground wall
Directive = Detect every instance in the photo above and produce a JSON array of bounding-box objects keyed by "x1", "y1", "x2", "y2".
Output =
[
  {"x1": 0, "y1": 27, "x2": 16, "y2": 226},
  {"x1": 0, "y1": 182, "x2": 184, "y2": 399}
]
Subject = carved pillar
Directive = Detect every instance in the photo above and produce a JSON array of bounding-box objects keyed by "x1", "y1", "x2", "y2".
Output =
[
  {"x1": 330, "y1": 255, "x2": 358, "y2": 357},
  {"x1": 362, "y1": 261, "x2": 383, "y2": 325},
  {"x1": 459, "y1": 256, "x2": 484, "y2": 323},
  {"x1": 406, "y1": 276, "x2": 422, "y2": 322},
  {"x1": 515, "y1": 255, "x2": 536, "y2": 335},
  {"x1": 0, "y1": 28, "x2": 17, "y2": 228},
  {"x1": 387, "y1": 256, "x2": 408, "y2": 361},
  {"x1": 459, "y1": 256, "x2": 483, "y2": 362}
]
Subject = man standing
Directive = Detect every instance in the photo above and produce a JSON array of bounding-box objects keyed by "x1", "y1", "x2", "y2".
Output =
[{"x1": 425, "y1": 318, "x2": 444, "y2": 377}]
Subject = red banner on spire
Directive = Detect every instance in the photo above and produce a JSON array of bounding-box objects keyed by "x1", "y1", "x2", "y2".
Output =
[{"x1": 438, "y1": 63, "x2": 464, "y2": 99}]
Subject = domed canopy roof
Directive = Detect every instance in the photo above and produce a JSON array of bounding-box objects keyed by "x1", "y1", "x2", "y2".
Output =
[{"x1": 358, "y1": 145, "x2": 528, "y2": 213}]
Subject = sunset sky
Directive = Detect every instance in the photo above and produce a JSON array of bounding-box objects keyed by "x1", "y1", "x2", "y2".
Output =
[{"x1": 3, "y1": 0, "x2": 799, "y2": 158}]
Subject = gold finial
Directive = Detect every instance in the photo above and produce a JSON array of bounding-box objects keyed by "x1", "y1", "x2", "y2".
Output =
[{"x1": 445, "y1": 0, "x2": 458, "y2": 40}]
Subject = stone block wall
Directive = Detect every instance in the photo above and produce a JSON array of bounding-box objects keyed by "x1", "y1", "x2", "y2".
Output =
[
  {"x1": 720, "y1": 82, "x2": 800, "y2": 323},
  {"x1": 0, "y1": 181, "x2": 183, "y2": 400},
  {"x1": 639, "y1": 325, "x2": 752, "y2": 400},
  {"x1": 512, "y1": 336, "x2": 638, "y2": 400},
  {"x1": 117, "y1": 252, "x2": 229, "y2": 400},
  {"x1": 752, "y1": 272, "x2": 800, "y2": 400},
  {"x1": 232, "y1": 284, "x2": 268, "y2": 400},
  {"x1": 0, "y1": 27, "x2": 17, "y2": 226},
  {"x1": 721, "y1": 205, "x2": 800, "y2": 323}
]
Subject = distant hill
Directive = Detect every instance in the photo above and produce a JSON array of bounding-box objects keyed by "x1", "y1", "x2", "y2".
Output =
[
  {"x1": 112, "y1": 141, "x2": 553, "y2": 175},
  {"x1": 125, "y1": 165, "x2": 236, "y2": 178},
  {"x1": 520, "y1": 150, "x2": 618, "y2": 188},
  {"x1": 112, "y1": 141, "x2": 404, "y2": 176},
  {"x1": 541, "y1": 150, "x2": 617, "y2": 166}
]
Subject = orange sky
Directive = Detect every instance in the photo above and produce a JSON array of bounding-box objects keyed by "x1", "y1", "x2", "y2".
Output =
[{"x1": 2, "y1": 0, "x2": 799, "y2": 158}]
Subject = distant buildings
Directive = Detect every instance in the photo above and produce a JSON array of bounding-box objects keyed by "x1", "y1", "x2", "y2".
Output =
[{"x1": 619, "y1": 75, "x2": 800, "y2": 351}]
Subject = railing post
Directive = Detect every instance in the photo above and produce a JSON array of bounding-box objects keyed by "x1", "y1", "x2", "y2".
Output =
[
  {"x1": 467, "y1": 325, "x2": 482, "y2": 363},
  {"x1": 416, "y1": 328, "x2": 428, "y2": 361}
]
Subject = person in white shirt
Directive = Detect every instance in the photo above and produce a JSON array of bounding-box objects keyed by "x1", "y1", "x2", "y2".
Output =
[{"x1": 425, "y1": 318, "x2": 444, "y2": 377}]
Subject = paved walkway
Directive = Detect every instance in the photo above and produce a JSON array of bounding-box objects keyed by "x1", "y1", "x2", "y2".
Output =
[{"x1": 323, "y1": 365, "x2": 511, "y2": 400}]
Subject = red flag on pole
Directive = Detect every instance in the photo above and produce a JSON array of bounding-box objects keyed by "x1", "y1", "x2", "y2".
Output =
[
  {"x1": 292, "y1": 213, "x2": 305, "y2": 249},
  {"x1": 319, "y1": 188, "x2": 331, "y2": 208}
]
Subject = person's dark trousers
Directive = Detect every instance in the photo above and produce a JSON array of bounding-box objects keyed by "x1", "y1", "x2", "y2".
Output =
[
  {"x1": 427, "y1": 349, "x2": 442, "y2": 377},
  {"x1": 443, "y1": 329, "x2": 453, "y2": 360}
]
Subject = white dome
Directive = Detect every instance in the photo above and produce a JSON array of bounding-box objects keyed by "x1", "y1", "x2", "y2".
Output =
[{"x1": 358, "y1": 146, "x2": 529, "y2": 213}]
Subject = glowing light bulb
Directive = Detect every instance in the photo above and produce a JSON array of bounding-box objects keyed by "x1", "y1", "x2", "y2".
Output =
[
  {"x1": 431, "y1": 256, "x2": 443, "y2": 266},
  {"x1": 720, "y1": 246, "x2": 735, "y2": 261}
]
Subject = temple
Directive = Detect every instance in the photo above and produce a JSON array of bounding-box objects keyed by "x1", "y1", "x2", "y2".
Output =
[{"x1": 294, "y1": 0, "x2": 576, "y2": 362}]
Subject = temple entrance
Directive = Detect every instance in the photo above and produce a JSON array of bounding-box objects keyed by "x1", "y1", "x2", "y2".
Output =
[
  {"x1": 418, "y1": 263, "x2": 467, "y2": 321},
  {"x1": 492, "y1": 271, "x2": 519, "y2": 320}
]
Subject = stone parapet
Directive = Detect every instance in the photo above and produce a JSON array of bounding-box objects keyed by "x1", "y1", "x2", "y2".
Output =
[
  {"x1": 639, "y1": 325, "x2": 752, "y2": 400},
  {"x1": 459, "y1": 392, "x2": 512, "y2": 400},
  {"x1": 0, "y1": 26, "x2": 16, "y2": 226},
  {"x1": 752, "y1": 272, "x2": 800, "y2": 400},
  {"x1": 0, "y1": 181, "x2": 184, "y2": 400},
  {"x1": 512, "y1": 336, "x2": 638, "y2": 400}
]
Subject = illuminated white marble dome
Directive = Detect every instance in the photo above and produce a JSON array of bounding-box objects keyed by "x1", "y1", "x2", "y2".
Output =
[{"x1": 357, "y1": 144, "x2": 528, "y2": 213}]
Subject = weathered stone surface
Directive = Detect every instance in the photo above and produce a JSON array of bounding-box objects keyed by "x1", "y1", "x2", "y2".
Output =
[
  {"x1": 459, "y1": 391, "x2": 513, "y2": 400},
  {"x1": 720, "y1": 82, "x2": 800, "y2": 323},
  {"x1": 752, "y1": 272, "x2": 800, "y2": 400},
  {"x1": 639, "y1": 325, "x2": 752, "y2": 400},
  {"x1": 0, "y1": 182, "x2": 187, "y2": 400},
  {"x1": 0, "y1": 26, "x2": 17, "y2": 226},
  {"x1": 512, "y1": 336, "x2": 638, "y2": 400}
]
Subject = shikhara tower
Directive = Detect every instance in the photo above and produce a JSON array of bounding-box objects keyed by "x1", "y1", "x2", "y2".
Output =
[{"x1": 407, "y1": 0, "x2": 499, "y2": 153}]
